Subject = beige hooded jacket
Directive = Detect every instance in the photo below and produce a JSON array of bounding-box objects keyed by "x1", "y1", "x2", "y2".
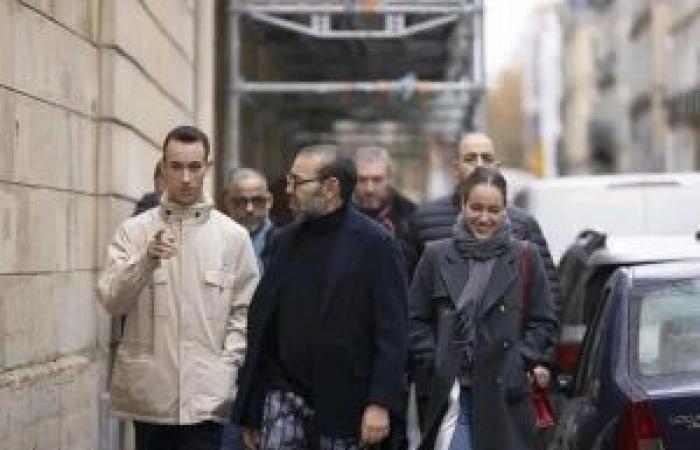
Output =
[{"x1": 98, "y1": 199, "x2": 259, "y2": 424}]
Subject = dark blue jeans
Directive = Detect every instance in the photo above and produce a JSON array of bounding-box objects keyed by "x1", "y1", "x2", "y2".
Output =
[
  {"x1": 220, "y1": 423, "x2": 244, "y2": 450},
  {"x1": 447, "y1": 388, "x2": 473, "y2": 450},
  {"x1": 134, "y1": 420, "x2": 223, "y2": 450}
]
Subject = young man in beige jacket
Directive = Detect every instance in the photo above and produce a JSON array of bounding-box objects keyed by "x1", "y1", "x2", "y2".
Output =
[{"x1": 98, "y1": 125, "x2": 259, "y2": 450}]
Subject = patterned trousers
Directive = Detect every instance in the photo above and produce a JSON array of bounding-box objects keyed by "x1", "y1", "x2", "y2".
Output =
[{"x1": 261, "y1": 390, "x2": 363, "y2": 450}]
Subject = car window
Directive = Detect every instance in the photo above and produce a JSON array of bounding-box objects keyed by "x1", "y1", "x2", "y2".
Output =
[{"x1": 634, "y1": 278, "x2": 700, "y2": 376}]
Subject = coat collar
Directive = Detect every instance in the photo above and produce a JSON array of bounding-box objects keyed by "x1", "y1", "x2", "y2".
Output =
[
  {"x1": 159, "y1": 194, "x2": 212, "y2": 225},
  {"x1": 269, "y1": 205, "x2": 363, "y2": 320},
  {"x1": 437, "y1": 240, "x2": 518, "y2": 317}
]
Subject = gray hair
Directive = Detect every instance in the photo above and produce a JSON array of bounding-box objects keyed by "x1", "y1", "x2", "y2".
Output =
[
  {"x1": 355, "y1": 146, "x2": 393, "y2": 174},
  {"x1": 225, "y1": 168, "x2": 269, "y2": 191}
]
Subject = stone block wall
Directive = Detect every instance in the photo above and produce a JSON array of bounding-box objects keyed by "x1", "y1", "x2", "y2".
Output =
[{"x1": 0, "y1": 1, "x2": 216, "y2": 449}]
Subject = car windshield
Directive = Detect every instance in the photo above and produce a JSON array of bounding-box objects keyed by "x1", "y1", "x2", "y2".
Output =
[{"x1": 635, "y1": 278, "x2": 700, "y2": 376}]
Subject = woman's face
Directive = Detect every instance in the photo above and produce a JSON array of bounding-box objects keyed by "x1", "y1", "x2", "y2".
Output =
[{"x1": 462, "y1": 184, "x2": 506, "y2": 239}]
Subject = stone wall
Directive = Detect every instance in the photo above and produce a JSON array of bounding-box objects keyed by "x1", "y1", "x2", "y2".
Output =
[{"x1": 0, "y1": 1, "x2": 216, "y2": 449}]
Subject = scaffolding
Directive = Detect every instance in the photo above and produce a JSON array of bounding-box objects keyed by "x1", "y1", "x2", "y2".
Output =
[{"x1": 222, "y1": 0, "x2": 486, "y2": 196}]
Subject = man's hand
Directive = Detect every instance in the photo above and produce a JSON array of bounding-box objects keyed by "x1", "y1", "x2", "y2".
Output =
[
  {"x1": 147, "y1": 229, "x2": 177, "y2": 260},
  {"x1": 360, "y1": 404, "x2": 390, "y2": 447},
  {"x1": 243, "y1": 427, "x2": 260, "y2": 450}
]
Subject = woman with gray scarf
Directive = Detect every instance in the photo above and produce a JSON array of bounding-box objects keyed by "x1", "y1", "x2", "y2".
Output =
[{"x1": 409, "y1": 167, "x2": 557, "y2": 450}]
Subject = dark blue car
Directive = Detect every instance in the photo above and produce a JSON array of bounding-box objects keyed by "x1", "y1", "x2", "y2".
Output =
[{"x1": 550, "y1": 260, "x2": 700, "y2": 450}]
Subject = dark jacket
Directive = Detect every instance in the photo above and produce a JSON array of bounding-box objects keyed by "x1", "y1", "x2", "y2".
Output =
[
  {"x1": 410, "y1": 238, "x2": 557, "y2": 450},
  {"x1": 387, "y1": 189, "x2": 417, "y2": 245},
  {"x1": 232, "y1": 205, "x2": 409, "y2": 437},
  {"x1": 132, "y1": 191, "x2": 160, "y2": 216},
  {"x1": 358, "y1": 189, "x2": 418, "y2": 277},
  {"x1": 409, "y1": 194, "x2": 561, "y2": 316},
  {"x1": 255, "y1": 222, "x2": 277, "y2": 272}
]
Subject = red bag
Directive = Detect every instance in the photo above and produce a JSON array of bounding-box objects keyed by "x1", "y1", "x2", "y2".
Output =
[
  {"x1": 519, "y1": 241, "x2": 557, "y2": 430},
  {"x1": 531, "y1": 383, "x2": 556, "y2": 428}
]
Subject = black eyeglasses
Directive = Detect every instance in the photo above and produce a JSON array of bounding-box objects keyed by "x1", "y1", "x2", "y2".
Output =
[
  {"x1": 286, "y1": 172, "x2": 325, "y2": 187},
  {"x1": 228, "y1": 196, "x2": 269, "y2": 209}
]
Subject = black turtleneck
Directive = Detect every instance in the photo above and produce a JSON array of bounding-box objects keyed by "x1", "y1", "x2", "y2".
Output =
[{"x1": 272, "y1": 204, "x2": 347, "y2": 402}]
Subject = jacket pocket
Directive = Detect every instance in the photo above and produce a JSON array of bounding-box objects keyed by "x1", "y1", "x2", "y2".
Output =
[
  {"x1": 191, "y1": 356, "x2": 235, "y2": 420},
  {"x1": 203, "y1": 270, "x2": 235, "y2": 318}
]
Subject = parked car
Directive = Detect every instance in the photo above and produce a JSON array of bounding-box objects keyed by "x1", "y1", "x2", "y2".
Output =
[
  {"x1": 550, "y1": 260, "x2": 700, "y2": 450},
  {"x1": 555, "y1": 231, "x2": 700, "y2": 383},
  {"x1": 515, "y1": 173, "x2": 700, "y2": 262}
]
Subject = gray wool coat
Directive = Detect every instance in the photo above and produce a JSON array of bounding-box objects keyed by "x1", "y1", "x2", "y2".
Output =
[{"x1": 409, "y1": 238, "x2": 558, "y2": 450}]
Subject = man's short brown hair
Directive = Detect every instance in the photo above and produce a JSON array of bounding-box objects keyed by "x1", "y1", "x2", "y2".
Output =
[{"x1": 162, "y1": 125, "x2": 210, "y2": 162}]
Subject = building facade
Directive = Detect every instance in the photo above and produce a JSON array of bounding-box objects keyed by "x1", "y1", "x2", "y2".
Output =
[
  {"x1": 521, "y1": 0, "x2": 564, "y2": 177},
  {"x1": 666, "y1": 0, "x2": 700, "y2": 169},
  {"x1": 626, "y1": 0, "x2": 669, "y2": 171},
  {"x1": 0, "y1": 1, "x2": 216, "y2": 449},
  {"x1": 559, "y1": 0, "x2": 700, "y2": 173},
  {"x1": 561, "y1": 6, "x2": 597, "y2": 173}
]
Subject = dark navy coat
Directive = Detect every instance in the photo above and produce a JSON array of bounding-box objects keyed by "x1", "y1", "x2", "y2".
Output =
[{"x1": 232, "y1": 205, "x2": 409, "y2": 438}]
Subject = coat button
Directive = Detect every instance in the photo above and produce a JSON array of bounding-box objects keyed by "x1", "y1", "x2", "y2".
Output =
[
  {"x1": 496, "y1": 376, "x2": 503, "y2": 385},
  {"x1": 503, "y1": 341, "x2": 510, "y2": 349},
  {"x1": 499, "y1": 304, "x2": 506, "y2": 313}
]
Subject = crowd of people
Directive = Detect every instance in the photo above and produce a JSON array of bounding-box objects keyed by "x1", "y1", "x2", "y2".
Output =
[{"x1": 98, "y1": 125, "x2": 559, "y2": 450}]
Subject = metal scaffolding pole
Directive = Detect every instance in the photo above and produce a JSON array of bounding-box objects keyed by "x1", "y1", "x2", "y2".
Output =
[
  {"x1": 225, "y1": 9, "x2": 241, "y2": 180},
  {"x1": 234, "y1": 0, "x2": 478, "y2": 14},
  {"x1": 233, "y1": 1, "x2": 481, "y2": 39},
  {"x1": 224, "y1": 0, "x2": 486, "y2": 167}
]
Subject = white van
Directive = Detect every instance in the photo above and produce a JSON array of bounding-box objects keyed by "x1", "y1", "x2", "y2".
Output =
[{"x1": 514, "y1": 173, "x2": 700, "y2": 262}]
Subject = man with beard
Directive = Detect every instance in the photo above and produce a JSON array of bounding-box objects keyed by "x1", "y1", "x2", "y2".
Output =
[
  {"x1": 233, "y1": 144, "x2": 408, "y2": 450},
  {"x1": 354, "y1": 146, "x2": 417, "y2": 275}
]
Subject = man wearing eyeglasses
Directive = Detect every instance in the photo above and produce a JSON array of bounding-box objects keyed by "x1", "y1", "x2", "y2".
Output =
[
  {"x1": 98, "y1": 125, "x2": 260, "y2": 450},
  {"x1": 223, "y1": 168, "x2": 276, "y2": 271},
  {"x1": 233, "y1": 145, "x2": 408, "y2": 450}
]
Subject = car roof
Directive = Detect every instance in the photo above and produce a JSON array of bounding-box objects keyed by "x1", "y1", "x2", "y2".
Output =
[
  {"x1": 586, "y1": 234, "x2": 700, "y2": 266},
  {"x1": 627, "y1": 260, "x2": 700, "y2": 281},
  {"x1": 525, "y1": 172, "x2": 700, "y2": 190}
]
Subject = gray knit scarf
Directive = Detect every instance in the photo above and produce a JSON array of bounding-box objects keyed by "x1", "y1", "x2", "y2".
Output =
[
  {"x1": 452, "y1": 214, "x2": 512, "y2": 261},
  {"x1": 451, "y1": 215, "x2": 512, "y2": 383}
]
